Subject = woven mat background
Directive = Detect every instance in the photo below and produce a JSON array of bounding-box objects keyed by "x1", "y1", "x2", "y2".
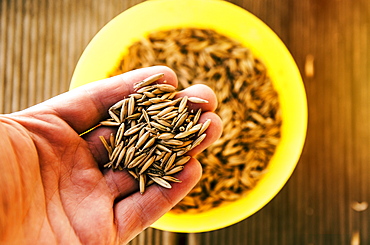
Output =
[{"x1": 1, "y1": 0, "x2": 370, "y2": 244}]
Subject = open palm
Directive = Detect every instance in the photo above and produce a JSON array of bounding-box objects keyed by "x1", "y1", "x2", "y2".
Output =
[{"x1": 0, "y1": 66, "x2": 222, "y2": 244}]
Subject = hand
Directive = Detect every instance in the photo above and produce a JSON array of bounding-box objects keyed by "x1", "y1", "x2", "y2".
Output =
[{"x1": 0, "y1": 66, "x2": 222, "y2": 244}]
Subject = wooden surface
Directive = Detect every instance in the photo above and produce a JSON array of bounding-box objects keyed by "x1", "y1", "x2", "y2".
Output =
[{"x1": 1, "y1": 0, "x2": 370, "y2": 244}]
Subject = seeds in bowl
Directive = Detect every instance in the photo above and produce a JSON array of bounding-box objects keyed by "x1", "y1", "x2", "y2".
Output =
[
  {"x1": 99, "y1": 73, "x2": 211, "y2": 194},
  {"x1": 109, "y1": 28, "x2": 282, "y2": 212}
]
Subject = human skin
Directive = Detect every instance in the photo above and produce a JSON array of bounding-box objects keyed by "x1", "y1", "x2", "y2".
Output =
[{"x1": 0, "y1": 66, "x2": 222, "y2": 244}]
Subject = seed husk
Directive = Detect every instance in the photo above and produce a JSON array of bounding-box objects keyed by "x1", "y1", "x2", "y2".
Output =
[
  {"x1": 149, "y1": 97, "x2": 165, "y2": 104},
  {"x1": 157, "y1": 132, "x2": 175, "y2": 140},
  {"x1": 190, "y1": 133, "x2": 207, "y2": 150},
  {"x1": 143, "y1": 91, "x2": 156, "y2": 98},
  {"x1": 135, "y1": 131, "x2": 150, "y2": 148},
  {"x1": 193, "y1": 109, "x2": 202, "y2": 125},
  {"x1": 178, "y1": 96, "x2": 188, "y2": 113},
  {"x1": 161, "y1": 111, "x2": 178, "y2": 120},
  {"x1": 104, "y1": 161, "x2": 113, "y2": 168},
  {"x1": 99, "y1": 136, "x2": 112, "y2": 156},
  {"x1": 124, "y1": 146, "x2": 136, "y2": 167},
  {"x1": 164, "y1": 153, "x2": 177, "y2": 172},
  {"x1": 110, "y1": 141, "x2": 124, "y2": 162},
  {"x1": 108, "y1": 109, "x2": 120, "y2": 123},
  {"x1": 160, "y1": 139, "x2": 184, "y2": 146},
  {"x1": 141, "y1": 137, "x2": 156, "y2": 151},
  {"x1": 129, "y1": 93, "x2": 143, "y2": 99},
  {"x1": 127, "y1": 134, "x2": 139, "y2": 147},
  {"x1": 154, "y1": 84, "x2": 176, "y2": 92},
  {"x1": 127, "y1": 153, "x2": 147, "y2": 168},
  {"x1": 115, "y1": 146, "x2": 127, "y2": 169},
  {"x1": 120, "y1": 99, "x2": 128, "y2": 122},
  {"x1": 123, "y1": 123, "x2": 144, "y2": 136},
  {"x1": 185, "y1": 121, "x2": 194, "y2": 131},
  {"x1": 173, "y1": 112, "x2": 188, "y2": 130},
  {"x1": 141, "y1": 109, "x2": 150, "y2": 124},
  {"x1": 198, "y1": 119, "x2": 211, "y2": 136},
  {"x1": 128, "y1": 96, "x2": 135, "y2": 117},
  {"x1": 139, "y1": 155, "x2": 156, "y2": 174},
  {"x1": 174, "y1": 124, "x2": 202, "y2": 139},
  {"x1": 134, "y1": 73, "x2": 164, "y2": 89},
  {"x1": 150, "y1": 121, "x2": 168, "y2": 131},
  {"x1": 128, "y1": 170, "x2": 138, "y2": 179},
  {"x1": 100, "y1": 120, "x2": 121, "y2": 126},
  {"x1": 156, "y1": 106, "x2": 175, "y2": 117},
  {"x1": 147, "y1": 101, "x2": 173, "y2": 111},
  {"x1": 139, "y1": 174, "x2": 146, "y2": 194},
  {"x1": 162, "y1": 175, "x2": 182, "y2": 183},
  {"x1": 149, "y1": 176, "x2": 172, "y2": 189},
  {"x1": 109, "y1": 133, "x2": 115, "y2": 150},
  {"x1": 174, "y1": 156, "x2": 191, "y2": 166},
  {"x1": 111, "y1": 99, "x2": 125, "y2": 111},
  {"x1": 126, "y1": 112, "x2": 142, "y2": 120},
  {"x1": 156, "y1": 119, "x2": 173, "y2": 128},
  {"x1": 115, "y1": 123, "x2": 125, "y2": 145},
  {"x1": 165, "y1": 166, "x2": 184, "y2": 175},
  {"x1": 188, "y1": 97, "x2": 209, "y2": 104},
  {"x1": 147, "y1": 110, "x2": 162, "y2": 116}
]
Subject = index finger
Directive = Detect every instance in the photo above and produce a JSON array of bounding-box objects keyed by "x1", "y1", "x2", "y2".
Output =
[{"x1": 25, "y1": 66, "x2": 178, "y2": 134}]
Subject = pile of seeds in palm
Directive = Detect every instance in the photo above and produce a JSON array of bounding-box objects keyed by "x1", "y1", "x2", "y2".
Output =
[
  {"x1": 99, "y1": 73, "x2": 211, "y2": 194},
  {"x1": 109, "y1": 28, "x2": 282, "y2": 213}
]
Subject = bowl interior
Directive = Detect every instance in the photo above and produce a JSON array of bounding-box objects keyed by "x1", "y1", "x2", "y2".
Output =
[{"x1": 70, "y1": 0, "x2": 307, "y2": 233}]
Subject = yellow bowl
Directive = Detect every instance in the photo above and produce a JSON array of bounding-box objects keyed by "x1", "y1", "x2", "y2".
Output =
[{"x1": 70, "y1": 0, "x2": 307, "y2": 233}]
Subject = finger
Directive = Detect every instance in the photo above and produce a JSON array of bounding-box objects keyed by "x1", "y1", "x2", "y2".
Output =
[
  {"x1": 18, "y1": 66, "x2": 178, "y2": 134},
  {"x1": 113, "y1": 158, "x2": 202, "y2": 243}
]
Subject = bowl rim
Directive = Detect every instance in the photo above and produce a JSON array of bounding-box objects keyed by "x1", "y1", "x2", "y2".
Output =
[{"x1": 70, "y1": 0, "x2": 307, "y2": 233}]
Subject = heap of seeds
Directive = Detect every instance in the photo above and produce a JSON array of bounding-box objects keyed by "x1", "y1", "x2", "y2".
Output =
[
  {"x1": 110, "y1": 28, "x2": 282, "y2": 212},
  {"x1": 99, "y1": 73, "x2": 210, "y2": 194}
]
